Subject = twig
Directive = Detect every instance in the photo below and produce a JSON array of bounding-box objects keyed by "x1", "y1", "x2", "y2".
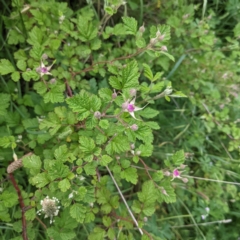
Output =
[
  {"x1": 8, "y1": 173, "x2": 28, "y2": 240},
  {"x1": 105, "y1": 166, "x2": 143, "y2": 235}
]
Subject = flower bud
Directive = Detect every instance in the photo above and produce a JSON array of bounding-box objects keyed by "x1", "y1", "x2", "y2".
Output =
[
  {"x1": 130, "y1": 143, "x2": 135, "y2": 149},
  {"x1": 49, "y1": 78, "x2": 57, "y2": 84},
  {"x1": 181, "y1": 178, "x2": 188, "y2": 183},
  {"x1": 161, "y1": 46, "x2": 168, "y2": 51},
  {"x1": 164, "y1": 171, "x2": 171, "y2": 176},
  {"x1": 42, "y1": 53, "x2": 48, "y2": 60},
  {"x1": 158, "y1": 34, "x2": 165, "y2": 41},
  {"x1": 182, "y1": 14, "x2": 189, "y2": 19},
  {"x1": 122, "y1": 101, "x2": 129, "y2": 110},
  {"x1": 180, "y1": 164, "x2": 187, "y2": 169},
  {"x1": 161, "y1": 188, "x2": 168, "y2": 196},
  {"x1": 156, "y1": 29, "x2": 161, "y2": 38},
  {"x1": 143, "y1": 217, "x2": 148, "y2": 222},
  {"x1": 139, "y1": 24, "x2": 145, "y2": 33},
  {"x1": 112, "y1": 90, "x2": 117, "y2": 99},
  {"x1": 129, "y1": 88, "x2": 137, "y2": 96},
  {"x1": 13, "y1": 152, "x2": 18, "y2": 161},
  {"x1": 164, "y1": 88, "x2": 172, "y2": 95},
  {"x1": 94, "y1": 111, "x2": 101, "y2": 119},
  {"x1": 149, "y1": 37, "x2": 158, "y2": 46},
  {"x1": 136, "y1": 150, "x2": 141, "y2": 156},
  {"x1": 131, "y1": 124, "x2": 138, "y2": 131}
]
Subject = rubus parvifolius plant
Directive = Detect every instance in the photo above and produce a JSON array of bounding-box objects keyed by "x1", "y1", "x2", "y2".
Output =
[{"x1": 0, "y1": 1, "x2": 187, "y2": 240}]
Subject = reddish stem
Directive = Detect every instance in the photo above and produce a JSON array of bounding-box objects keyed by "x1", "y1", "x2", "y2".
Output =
[{"x1": 8, "y1": 173, "x2": 28, "y2": 240}]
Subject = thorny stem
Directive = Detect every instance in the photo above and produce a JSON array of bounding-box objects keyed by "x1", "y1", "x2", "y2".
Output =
[
  {"x1": 105, "y1": 166, "x2": 143, "y2": 236},
  {"x1": 8, "y1": 173, "x2": 28, "y2": 240}
]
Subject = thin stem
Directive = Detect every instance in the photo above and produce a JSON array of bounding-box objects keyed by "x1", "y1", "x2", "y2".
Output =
[
  {"x1": 184, "y1": 175, "x2": 240, "y2": 186},
  {"x1": 172, "y1": 219, "x2": 232, "y2": 228},
  {"x1": 105, "y1": 166, "x2": 143, "y2": 235}
]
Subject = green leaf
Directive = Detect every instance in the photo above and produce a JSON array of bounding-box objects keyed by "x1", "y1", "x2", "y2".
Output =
[
  {"x1": 160, "y1": 51, "x2": 175, "y2": 62},
  {"x1": 88, "y1": 227, "x2": 105, "y2": 240},
  {"x1": 84, "y1": 161, "x2": 98, "y2": 175},
  {"x1": 145, "y1": 121, "x2": 160, "y2": 130},
  {"x1": 120, "y1": 167, "x2": 138, "y2": 184},
  {"x1": 70, "y1": 204, "x2": 86, "y2": 223},
  {"x1": 157, "y1": 180, "x2": 176, "y2": 203},
  {"x1": 136, "y1": 38, "x2": 146, "y2": 48},
  {"x1": 100, "y1": 155, "x2": 113, "y2": 166},
  {"x1": 58, "y1": 179, "x2": 71, "y2": 192},
  {"x1": 0, "y1": 93, "x2": 10, "y2": 116},
  {"x1": 17, "y1": 60, "x2": 26, "y2": 71},
  {"x1": 99, "y1": 120, "x2": 109, "y2": 129},
  {"x1": 67, "y1": 90, "x2": 101, "y2": 120},
  {"x1": 11, "y1": 71, "x2": 20, "y2": 82},
  {"x1": 25, "y1": 208, "x2": 36, "y2": 221},
  {"x1": 121, "y1": 60, "x2": 140, "y2": 89},
  {"x1": 106, "y1": 134, "x2": 130, "y2": 155},
  {"x1": 109, "y1": 76, "x2": 122, "y2": 90},
  {"x1": 142, "y1": 64, "x2": 153, "y2": 81},
  {"x1": 27, "y1": 26, "x2": 43, "y2": 45},
  {"x1": 172, "y1": 150, "x2": 185, "y2": 165},
  {"x1": 44, "y1": 83, "x2": 65, "y2": 103},
  {"x1": 139, "y1": 108, "x2": 159, "y2": 118},
  {"x1": 98, "y1": 88, "x2": 113, "y2": 101},
  {"x1": 22, "y1": 154, "x2": 42, "y2": 175},
  {"x1": 0, "y1": 136, "x2": 16, "y2": 149},
  {"x1": 79, "y1": 136, "x2": 95, "y2": 158},
  {"x1": 138, "y1": 144, "x2": 153, "y2": 157},
  {"x1": 77, "y1": 16, "x2": 98, "y2": 42},
  {"x1": 32, "y1": 172, "x2": 49, "y2": 188},
  {"x1": 122, "y1": 17, "x2": 138, "y2": 35},
  {"x1": 22, "y1": 70, "x2": 40, "y2": 81},
  {"x1": 30, "y1": 45, "x2": 44, "y2": 60},
  {"x1": 0, "y1": 59, "x2": 15, "y2": 75},
  {"x1": 138, "y1": 181, "x2": 158, "y2": 203},
  {"x1": 0, "y1": 190, "x2": 18, "y2": 208}
]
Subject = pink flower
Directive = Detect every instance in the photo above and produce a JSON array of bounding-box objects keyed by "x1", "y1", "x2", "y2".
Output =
[
  {"x1": 122, "y1": 97, "x2": 146, "y2": 120},
  {"x1": 36, "y1": 60, "x2": 55, "y2": 77}
]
